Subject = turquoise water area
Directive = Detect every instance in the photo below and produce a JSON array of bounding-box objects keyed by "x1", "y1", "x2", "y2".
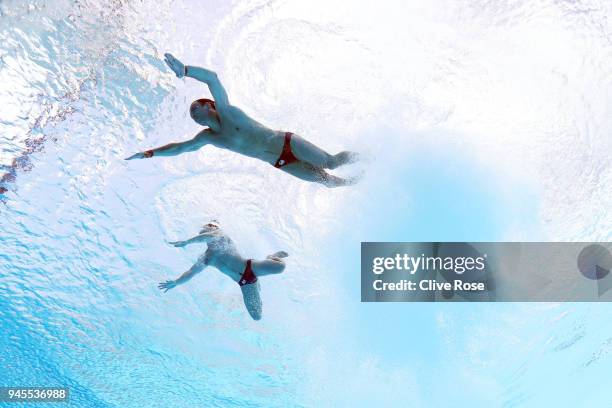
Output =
[{"x1": 1, "y1": 1, "x2": 611, "y2": 407}]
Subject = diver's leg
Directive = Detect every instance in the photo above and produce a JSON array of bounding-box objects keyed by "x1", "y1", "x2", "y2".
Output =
[
  {"x1": 281, "y1": 161, "x2": 357, "y2": 188},
  {"x1": 290, "y1": 134, "x2": 359, "y2": 169},
  {"x1": 240, "y1": 282, "x2": 262, "y2": 320},
  {"x1": 252, "y1": 258, "x2": 286, "y2": 277},
  {"x1": 267, "y1": 251, "x2": 288, "y2": 259}
]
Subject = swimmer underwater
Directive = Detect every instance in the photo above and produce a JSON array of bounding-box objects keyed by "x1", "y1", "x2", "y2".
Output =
[
  {"x1": 126, "y1": 53, "x2": 360, "y2": 187},
  {"x1": 158, "y1": 221, "x2": 288, "y2": 320}
]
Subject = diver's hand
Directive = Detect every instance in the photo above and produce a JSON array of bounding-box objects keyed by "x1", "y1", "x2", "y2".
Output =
[
  {"x1": 169, "y1": 240, "x2": 187, "y2": 248},
  {"x1": 125, "y1": 150, "x2": 153, "y2": 160},
  {"x1": 158, "y1": 280, "x2": 177, "y2": 293},
  {"x1": 125, "y1": 152, "x2": 144, "y2": 160},
  {"x1": 164, "y1": 53, "x2": 185, "y2": 78}
]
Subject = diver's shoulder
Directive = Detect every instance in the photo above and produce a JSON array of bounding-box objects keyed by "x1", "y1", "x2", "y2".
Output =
[
  {"x1": 210, "y1": 233, "x2": 234, "y2": 247},
  {"x1": 222, "y1": 104, "x2": 250, "y2": 118},
  {"x1": 194, "y1": 128, "x2": 214, "y2": 141}
]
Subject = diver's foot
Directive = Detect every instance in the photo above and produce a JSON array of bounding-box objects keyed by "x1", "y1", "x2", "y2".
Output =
[
  {"x1": 268, "y1": 251, "x2": 289, "y2": 259},
  {"x1": 346, "y1": 170, "x2": 365, "y2": 186},
  {"x1": 329, "y1": 151, "x2": 360, "y2": 169}
]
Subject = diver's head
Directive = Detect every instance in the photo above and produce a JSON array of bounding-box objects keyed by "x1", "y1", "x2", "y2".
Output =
[
  {"x1": 190, "y1": 98, "x2": 220, "y2": 127},
  {"x1": 200, "y1": 220, "x2": 220, "y2": 234}
]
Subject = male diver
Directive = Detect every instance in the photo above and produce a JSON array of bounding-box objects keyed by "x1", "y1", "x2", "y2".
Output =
[
  {"x1": 158, "y1": 220, "x2": 288, "y2": 320},
  {"x1": 126, "y1": 53, "x2": 359, "y2": 187}
]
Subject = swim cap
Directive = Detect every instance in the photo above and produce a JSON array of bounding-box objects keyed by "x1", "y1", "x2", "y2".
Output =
[
  {"x1": 191, "y1": 98, "x2": 216, "y2": 110},
  {"x1": 203, "y1": 220, "x2": 220, "y2": 229},
  {"x1": 190, "y1": 98, "x2": 220, "y2": 124}
]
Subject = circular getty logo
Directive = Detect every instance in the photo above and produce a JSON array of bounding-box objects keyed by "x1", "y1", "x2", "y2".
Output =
[{"x1": 577, "y1": 244, "x2": 612, "y2": 280}]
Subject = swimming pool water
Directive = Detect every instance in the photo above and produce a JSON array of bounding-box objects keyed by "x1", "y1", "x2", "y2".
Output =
[{"x1": 1, "y1": 1, "x2": 611, "y2": 406}]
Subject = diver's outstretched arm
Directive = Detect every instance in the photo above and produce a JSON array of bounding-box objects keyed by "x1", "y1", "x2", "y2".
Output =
[
  {"x1": 164, "y1": 53, "x2": 229, "y2": 109},
  {"x1": 125, "y1": 130, "x2": 208, "y2": 160},
  {"x1": 169, "y1": 231, "x2": 217, "y2": 248},
  {"x1": 158, "y1": 257, "x2": 206, "y2": 293},
  {"x1": 185, "y1": 65, "x2": 230, "y2": 108}
]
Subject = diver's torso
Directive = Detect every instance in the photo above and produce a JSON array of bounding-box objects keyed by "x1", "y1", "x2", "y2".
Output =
[
  {"x1": 206, "y1": 105, "x2": 287, "y2": 164},
  {"x1": 203, "y1": 235, "x2": 248, "y2": 282}
]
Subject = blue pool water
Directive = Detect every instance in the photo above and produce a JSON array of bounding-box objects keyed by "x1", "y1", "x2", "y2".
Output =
[{"x1": 1, "y1": 1, "x2": 611, "y2": 406}]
